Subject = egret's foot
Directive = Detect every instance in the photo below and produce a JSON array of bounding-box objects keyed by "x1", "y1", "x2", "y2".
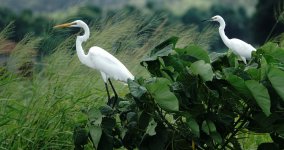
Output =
[
  {"x1": 106, "y1": 98, "x2": 113, "y2": 107},
  {"x1": 107, "y1": 96, "x2": 118, "y2": 108}
]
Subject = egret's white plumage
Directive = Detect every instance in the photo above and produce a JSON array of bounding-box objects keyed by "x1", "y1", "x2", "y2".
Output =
[
  {"x1": 209, "y1": 15, "x2": 256, "y2": 64},
  {"x1": 54, "y1": 20, "x2": 134, "y2": 106},
  {"x1": 87, "y1": 46, "x2": 134, "y2": 82}
]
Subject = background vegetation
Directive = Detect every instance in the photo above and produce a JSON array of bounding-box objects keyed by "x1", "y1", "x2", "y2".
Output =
[{"x1": 0, "y1": 0, "x2": 284, "y2": 149}]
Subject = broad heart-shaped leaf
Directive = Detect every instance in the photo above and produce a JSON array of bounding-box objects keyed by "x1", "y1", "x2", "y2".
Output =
[
  {"x1": 151, "y1": 36, "x2": 178, "y2": 55},
  {"x1": 187, "y1": 117, "x2": 200, "y2": 137},
  {"x1": 245, "y1": 80, "x2": 271, "y2": 116},
  {"x1": 101, "y1": 117, "x2": 116, "y2": 132},
  {"x1": 176, "y1": 45, "x2": 210, "y2": 63},
  {"x1": 142, "y1": 46, "x2": 173, "y2": 62},
  {"x1": 142, "y1": 36, "x2": 178, "y2": 62},
  {"x1": 146, "y1": 119, "x2": 157, "y2": 136},
  {"x1": 202, "y1": 120, "x2": 214, "y2": 135},
  {"x1": 88, "y1": 108, "x2": 102, "y2": 126},
  {"x1": 267, "y1": 67, "x2": 284, "y2": 102},
  {"x1": 260, "y1": 42, "x2": 284, "y2": 64},
  {"x1": 246, "y1": 68, "x2": 260, "y2": 81},
  {"x1": 89, "y1": 125, "x2": 102, "y2": 149},
  {"x1": 226, "y1": 74, "x2": 251, "y2": 97},
  {"x1": 210, "y1": 132, "x2": 223, "y2": 144},
  {"x1": 99, "y1": 105, "x2": 114, "y2": 116},
  {"x1": 146, "y1": 78, "x2": 179, "y2": 111},
  {"x1": 88, "y1": 108, "x2": 103, "y2": 149},
  {"x1": 190, "y1": 60, "x2": 213, "y2": 82},
  {"x1": 209, "y1": 52, "x2": 227, "y2": 63},
  {"x1": 73, "y1": 126, "x2": 88, "y2": 147},
  {"x1": 128, "y1": 79, "x2": 147, "y2": 98},
  {"x1": 201, "y1": 120, "x2": 222, "y2": 144}
]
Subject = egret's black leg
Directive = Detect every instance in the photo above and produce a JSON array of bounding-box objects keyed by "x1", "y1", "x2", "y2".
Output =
[
  {"x1": 105, "y1": 83, "x2": 111, "y2": 106},
  {"x1": 108, "y1": 79, "x2": 118, "y2": 107}
]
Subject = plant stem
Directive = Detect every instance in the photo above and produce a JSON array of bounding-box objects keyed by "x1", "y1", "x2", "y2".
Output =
[
  {"x1": 221, "y1": 107, "x2": 249, "y2": 149},
  {"x1": 265, "y1": 20, "x2": 279, "y2": 43},
  {"x1": 154, "y1": 107, "x2": 205, "y2": 149}
]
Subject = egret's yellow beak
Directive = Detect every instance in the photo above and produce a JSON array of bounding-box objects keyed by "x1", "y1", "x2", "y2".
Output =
[
  {"x1": 201, "y1": 18, "x2": 212, "y2": 22},
  {"x1": 53, "y1": 22, "x2": 75, "y2": 28}
]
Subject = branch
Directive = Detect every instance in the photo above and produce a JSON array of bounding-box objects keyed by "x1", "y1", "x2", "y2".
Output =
[{"x1": 221, "y1": 107, "x2": 250, "y2": 149}]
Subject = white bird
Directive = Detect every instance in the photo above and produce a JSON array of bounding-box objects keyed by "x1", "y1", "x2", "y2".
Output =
[
  {"x1": 54, "y1": 20, "x2": 134, "y2": 107},
  {"x1": 205, "y1": 15, "x2": 256, "y2": 64}
]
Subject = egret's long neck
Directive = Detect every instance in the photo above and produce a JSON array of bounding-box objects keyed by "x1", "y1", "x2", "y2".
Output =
[
  {"x1": 76, "y1": 24, "x2": 90, "y2": 64},
  {"x1": 218, "y1": 19, "x2": 230, "y2": 47}
]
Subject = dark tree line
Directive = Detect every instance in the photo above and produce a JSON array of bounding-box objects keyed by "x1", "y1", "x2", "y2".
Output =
[{"x1": 252, "y1": 0, "x2": 284, "y2": 44}]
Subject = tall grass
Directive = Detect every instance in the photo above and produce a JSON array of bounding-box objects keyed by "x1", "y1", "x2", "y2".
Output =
[{"x1": 0, "y1": 12, "x2": 215, "y2": 149}]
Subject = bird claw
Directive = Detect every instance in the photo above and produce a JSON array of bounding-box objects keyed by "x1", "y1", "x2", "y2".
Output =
[{"x1": 107, "y1": 96, "x2": 118, "y2": 108}]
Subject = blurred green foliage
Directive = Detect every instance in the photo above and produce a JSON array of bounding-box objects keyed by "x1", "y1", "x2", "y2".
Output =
[{"x1": 0, "y1": 0, "x2": 283, "y2": 54}]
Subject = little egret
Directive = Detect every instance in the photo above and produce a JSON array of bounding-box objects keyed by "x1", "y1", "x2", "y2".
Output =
[
  {"x1": 204, "y1": 15, "x2": 256, "y2": 64},
  {"x1": 54, "y1": 20, "x2": 134, "y2": 107}
]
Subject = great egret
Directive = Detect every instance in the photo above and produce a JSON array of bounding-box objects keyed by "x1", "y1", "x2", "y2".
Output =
[
  {"x1": 204, "y1": 15, "x2": 256, "y2": 64},
  {"x1": 54, "y1": 20, "x2": 134, "y2": 107}
]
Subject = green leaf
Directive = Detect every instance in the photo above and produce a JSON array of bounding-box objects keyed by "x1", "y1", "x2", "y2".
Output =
[
  {"x1": 142, "y1": 37, "x2": 178, "y2": 62},
  {"x1": 176, "y1": 45, "x2": 210, "y2": 63},
  {"x1": 146, "y1": 119, "x2": 157, "y2": 136},
  {"x1": 118, "y1": 101, "x2": 131, "y2": 112},
  {"x1": 146, "y1": 78, "x2": 179, "y2": 111},
  {"x1": 97, "y1": 132, "x2": 114, "y2": 150},
  {"x1": 207, "y1": 121, "x2": 218, "y2": 135},
  {"x1": 226, "y1": 74, "x2": 251, "y2": 97},
  {"x1": 128, "y1": 79, "x2": 147, "y2": 98},
  {"x1": 227, "y1": 50, "x2": 240, "y2": 67},
  {"x1": 260, "y1": 56, "x2": 268, "y2": 80},
  {"x1": 88, "y1": 108, "x2": 102, "y2": 126},
  {"x1": 274, "y1": 123, "x2": 284, "y2": 137},
  {"x1": 89, "y1": 125, "x2": 102, "y2": 149},
  {"x1": 187, "y1": 117, "x2": 200, "y2": 137},
  {"x1": 201, "y1": 120, "x2": 222, "y2": 144},
  {"x1": 101, "y1": 117, "x2": 116, "y2": 132},
  {"x1": 140, "y1": 123, "x2": 169, "y2": 149},
  {"x1": 246, "y1": 68, "x2": 260, "y2": 81},
  {"x1": 142, "y1": 47, "x2": 173, "y2": 62},
  {"x1": 163, "y1": 56, "x2": 184, "y2": 73},
  {"x1": 267, "y1": 67, "x2": 284, "y2": 102},
  {"x1": 190, "y1": 60, "x2": 213, "y2": 81},
  {"x1": 138, "y1": 111, "x2": 151, "y2": 130},
  {"x1": 88, "y1": 108, "x2": 103, "y2": 149},
  {"x1": 126, "y1": 112, "x2": 137, "y2": 122},
  {"x1": 211, "y1": 132, "x2": 223, "y2": 144},
  {"x1": 260, "y1": 42, "x2": 284, "y2": 63},
  {"x1": 209, "y1": 52, "x2": 227, "y2": 63},
  {"x1": 99, "y1": 105, "x2": 113, "y2": 116},
  {"x1": 151, "y1": 36, "x2": 178, "y2": 55},
  {"x1": 73, "y1": 126, "x2": 88, "y2": 147},
  {"x1": 245, "y1": 80, "x2": 271, "y2": 116},
  {"x1": 202, "y1": 120, "x2": 210, "y2": 135}
]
